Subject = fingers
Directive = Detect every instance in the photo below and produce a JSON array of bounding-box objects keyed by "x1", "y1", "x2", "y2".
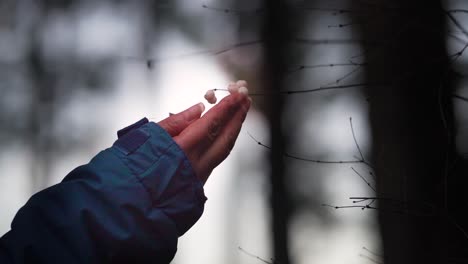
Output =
[
  {"x1": 175, "y1": 92, "x2": 248, "y2": 152},
  {"x1": 197, "y1": 97, "x2": 251, "y2": 182},
  {"x1": 171, "y1": 80, "x2": 251, "y2": 184},
  {"x1": 158, "y1": 102, "x2": 205, "y2": 136}
]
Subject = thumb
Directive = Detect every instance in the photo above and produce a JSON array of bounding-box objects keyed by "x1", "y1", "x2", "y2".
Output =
[{"x1": 158, "y1": 102, "x2": 205, "y2": 136}]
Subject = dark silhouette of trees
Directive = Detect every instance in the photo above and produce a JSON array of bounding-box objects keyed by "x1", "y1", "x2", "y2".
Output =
[
  {"x1": 349, "y1": 0, "x2": 468, "y2": 263},
  {"x1": 261, "y1": 1, "x2": 293, "y2": 263},
  {"x1": 252, "y1": 0, "x2": 468, "y2": 262}
]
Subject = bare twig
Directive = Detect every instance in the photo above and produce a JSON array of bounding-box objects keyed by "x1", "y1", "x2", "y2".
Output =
[
  {"x1": 283, "y1": 83, "x2": 371, "y2": 94},
  {"x1": 359, "y1": 253, "x2": 384, "y2": 264},
  {"x1": 349, "y1": 197, "x2": 399, "y2": 203},
  {"x1": 123, "y1": 40, "x2": 262, "y2": 65},
  {"x1": 445, "y1": 10, "x2": 468, "y2": 38},
  {"x1": 449, "y1": 217, "x2": 468, "y2": 242},
  {"x1": 322, "y1": 203, "x2": 378, "y2": 210},
  {"x1": 300, "y1": 7, "x2": 358, "y2": 14},
  {"x1": 351, "y1": 167, "x2": 376, "y2": 192},
  {"x1": 447, "y1": 9, "x2": 468, "y2": 14},
  {"x1": 247, "y1": 132, "x2": 367, "y2": 165},
  {"x1": 246, "y1": 116, "x2": 375, "y2": 170},
  {"x1": 201, "y1": 4, "x2": 264, "y2": 14},
  {"x1": 351, "y1": 48, "x2": 370, "y2": 61},
  {"x1": 447, "y1": 32, "x2": 468, "y2": 44},
  {"x1": 328, "y1": 22, "x2": 361, "y2": 28},
  {"x1": 294, "y1": 37, "x2": 374, "y2": 46},
  {"x1": 238, "y1": 247, "x2": 274, "y2": 264},
  {"x1": 350, "y1": 117, "x2": 365, "y2": 161},
  {"x1": 214, "y1": 83, "x2": 382, "y2": 96},
  {"x1": 449, "y1": 42, "x2": 468, "y2": 62},
  {"x1": 362, "y1": 247, "x2": 384, "y2": 258},
  {"x1": 452, "y1": 94, "x2": 468, "y2": 102},
  {"x1": 331, "y1": 65, "x2": 363, "y2": 84},
  {"x1": 212, "y1": 40, "x2": 263, "y2": 55},
  {"x1": 285, "y1": 62, "x2": 367, "y2": 75}
]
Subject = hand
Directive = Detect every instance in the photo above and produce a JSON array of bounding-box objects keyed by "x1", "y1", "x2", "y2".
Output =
[{"x1": 158, "y1": 83, "x2": 251, "y2": 184}]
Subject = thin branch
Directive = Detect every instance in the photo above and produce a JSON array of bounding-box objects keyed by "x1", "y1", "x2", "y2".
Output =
[
  {"x1": 454, "y1": 222, "x2": 468, "y2": 241},
  {"x1": 300, "y1": 7, "x2": 358, "y2": 14},
  {"x1": 214, "y1": 83, "x2": 381, "y2": 96},
  {"x1": 300, "y1": 5, "x2": 411, "y2": 16},
  {"x1": 323, "y1": 199, "x2": 406, "y2": 215},
  {"x1": 453, "y1": 94, "x2": 468, "y2": 102},
  {"x1": 247, "y1": 132, "x2": 366, "y2": 165},
  {"x1": 449, "y1": 217, "x2": 468, "y2": 242},
  {"x1": 321, "y1": 65, "x2": 364, "y2": 87},
  {"x1": 349, "y1": 197, "x2": 400, "y2": 203},
  {"x1": 448, "y1": 29, "x2": 468, "y2": 35},
  {"x1": 350, "y1": 197, "x2": 436, "y2": 216},
  {"x1": 446, "y1": 9, "x2": 468, "y2": 14},
  {"x1": 351, "y1": 167, "x2": 376, "y2": 192},
  {"x1": 201, "y1": 4, "x2": 264, "y2": 14},
  {"x1": 445, "y1": 10, "x2": 468, "y2": 38},
  {"x1": 246, "y1": 116, "x2": 375, "y2": 170},
  {"x1": 212, "y1": 40, "x2": 263, "y2": 55},
  {"x1": 333, "y1": 65, "x2": 363, "y2": 84},
  {"x1": 285, "y1": 62, "x2": 367, "y2": 74},
  {"x1": 322, "y1": 203, "x2": 378, "y2": 210},
  {"x1": 350, "y1": 48, "x2": 370, "y2": 61},
  {"x1": 449, "y1": 42, "x2": 468, "y2": 62},
  {"x1": 362, "y1": 247, "x2": 384, "y2": 258},
  {"x1": 293, "y1": 37, "x2": 372, "y2": 46},
  {"x1": 238, "y1": 247, "x2": 273, "y2": 264},
  {"x1": 369, "y1": 171, "x2": 376, "y2": 180},
  {"x1": 278, "y1": 83, "x2": 371, "y2": 95},
  {"x1": 359, "y1": 254, "x2": 384, "y2": 264},
  {"x1": 299, "y1": 6, "x2": 387, "y2": 16},
  {"x1": 350, "y1": 117, "x2": 365, "y2": 161},
  {"x1": 328, "y1": 22, "x2": 361, "y2": 28},
  {"x1": 366, "y1": 199, "x2": 376, "y2": 207},
  {"x1": 123, "y1": 40, "x2": 262, "y2": 66},
  {"x1": 323, "y1": 196, "x2": 439, "y2": 215},
  {"x1": 447, "y1": 32, "x2": 468, "y2": 45}
]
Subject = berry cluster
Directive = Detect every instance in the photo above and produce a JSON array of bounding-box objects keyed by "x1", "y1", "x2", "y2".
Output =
[{"x1": 204, "y1": 80, "x2": 249, "y2": 104}]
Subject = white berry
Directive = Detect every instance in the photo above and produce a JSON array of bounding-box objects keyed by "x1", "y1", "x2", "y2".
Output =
[
  {"x1": 239, "y1": 86, "x2": 249, "y2": 95},
  {"x1": 228, "y1": 82, "x2": 239, "y2": 94},
  {"x1": 236, "y1": 80, "x2": 248, "y2": 88},
  {"x1": 204, "y1": 90, "x2": 217, "y2": 104}
]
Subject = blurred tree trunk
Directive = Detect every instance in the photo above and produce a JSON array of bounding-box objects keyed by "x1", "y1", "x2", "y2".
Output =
[
  {"x1": 28, "y1": 44, "x2": 54, "y2": 192},
  {"x1": 356, "y1": 1, "x2": 468, "y2": 263},
  {"x1": 27, "y1": 8, "x2": 55, "y2": 192},
  {"x1": 262, "y1": 1, "x2": 292, "y2": 263}
]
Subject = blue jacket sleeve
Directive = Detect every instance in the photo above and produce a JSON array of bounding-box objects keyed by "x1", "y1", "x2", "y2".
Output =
[{"x1": 0, "y1": 118, "x2": 207, "y2": 264}]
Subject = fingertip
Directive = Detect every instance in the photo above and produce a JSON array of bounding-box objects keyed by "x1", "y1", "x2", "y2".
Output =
[
  {"x1": 184, "y1": 102, "x2": 204, "y2": 121},
  {"x1": 198, "y1": 102, "x2": 206, "y2": 112}
]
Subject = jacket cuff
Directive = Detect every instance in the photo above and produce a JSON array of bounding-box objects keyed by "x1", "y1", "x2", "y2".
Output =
[{"x1": 111, "y1": 118, "x2": 207, "y2": 236}]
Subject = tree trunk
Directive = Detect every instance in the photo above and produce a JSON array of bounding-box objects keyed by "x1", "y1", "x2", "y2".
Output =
[
  {"x1": 262, "y1": 0, "x2": 292, "y2": 263},
  {"x1": 357, "y1": 1, "x2": 465, "y2": 263}
]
